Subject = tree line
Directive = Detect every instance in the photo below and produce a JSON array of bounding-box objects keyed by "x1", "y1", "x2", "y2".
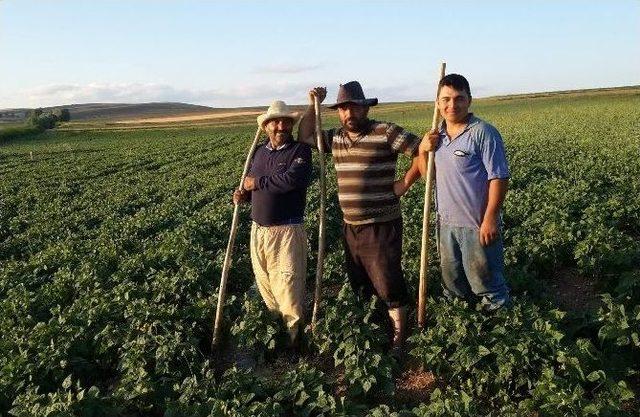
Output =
[{"x1": 28, "y1": 107, "x2": 71, "y2": 130}]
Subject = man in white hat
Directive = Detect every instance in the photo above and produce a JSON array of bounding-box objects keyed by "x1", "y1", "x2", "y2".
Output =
[{"x1": 234, "y1": 100, "x2": 312, "y2": 346}]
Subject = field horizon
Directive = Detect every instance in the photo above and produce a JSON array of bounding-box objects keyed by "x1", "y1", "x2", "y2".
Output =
[{"x1": 2, "y1": 84, "x2": 638, "y2": 130}]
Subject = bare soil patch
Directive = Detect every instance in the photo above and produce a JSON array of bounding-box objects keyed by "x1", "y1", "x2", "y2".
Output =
[
  {"x1": 546, "y1": 267, "x2": 601, "y2": 312},
  {"x1": 394, "y1": 367, "x2": 437, "y2": 403}
]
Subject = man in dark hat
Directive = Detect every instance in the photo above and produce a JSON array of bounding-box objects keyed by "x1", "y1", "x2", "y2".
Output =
[{"x1": 297, "y1": 82, "x2": 431, "y2": 351}]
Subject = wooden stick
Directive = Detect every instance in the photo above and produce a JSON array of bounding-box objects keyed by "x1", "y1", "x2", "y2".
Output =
[
  {"x1": 311, "y1": 96, "x2": 326, "y2": 331},
  {"x1": 211, "y1": 126, "x2": 263, "y2": 349},
  {"x1": 418, "y1": 62, "x2": 446, "y2": 328}
]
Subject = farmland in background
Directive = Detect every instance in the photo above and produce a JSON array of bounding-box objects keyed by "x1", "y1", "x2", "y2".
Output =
[{"x1": 1, "y1": 88, "x2": 639, "y2": 416}]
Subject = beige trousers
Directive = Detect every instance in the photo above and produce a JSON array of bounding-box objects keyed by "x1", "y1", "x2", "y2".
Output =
[{"x1": 250, "y1": 222, "x2": 307, "y2": 343}]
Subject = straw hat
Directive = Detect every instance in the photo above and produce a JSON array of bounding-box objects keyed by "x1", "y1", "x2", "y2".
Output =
[{"x1": 257, "y1": 100, "x2": 301, "y2": 127}]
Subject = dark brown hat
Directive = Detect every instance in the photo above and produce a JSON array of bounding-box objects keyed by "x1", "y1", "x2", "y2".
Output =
[{"x1": 327, "y1": 81, "x2": 378, "y2": 109}]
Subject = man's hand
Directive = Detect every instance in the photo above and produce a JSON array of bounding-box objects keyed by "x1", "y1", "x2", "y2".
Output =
[
  {"x1": 243, "y1": 176, "x2": 257, "y2": 191},
  {"x1": 480, "y1": 179, "x2": 508, "y2": 246},
  {"x1": 419, "y1": 129, "x2": 439, "y2": 154},
  {"x1": 232, "y1": 189, "x2": 249, "y2": 205},
  {"x1": 479, "y1": 214, "x2": 499, "y2": 247},
  {"x1": 309, "y1": 86, "x2": 327, "y2": 104},
  {"x1": 393, "y1": 178, "x2": 409, "y2": 197}
]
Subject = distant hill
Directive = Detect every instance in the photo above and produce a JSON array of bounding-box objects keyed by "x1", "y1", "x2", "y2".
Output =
[
  {"x1": 487, "y1": 85, "x2": 640, "y2": 101},
  {"x1": 49, "y1": 102, "x2": 218, "y2": 121},
  {"x1": 2, "y1": 85, "x2": 637, "y2": 125},
  {"x1": 0, "y1": 102, "x2": 220, "y2": 123}
]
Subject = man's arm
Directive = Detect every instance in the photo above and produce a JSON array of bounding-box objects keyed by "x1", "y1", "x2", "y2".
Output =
[
  {"x1": 297, "y1": 105, "x2": 316, "y2": 147},
  {"x1": 393, "y1": 129, "x2": 439, "y2": 196},
  {"x1": 234, "y1": 154, "x2": 256, "y2": 204},
  {"x1": 479, "y1": 178, "x2": 508, "y2": 246},
  {"x1": 245, "y1": 145, "x2": 312, "y2": 194},
  {"x1": 297, "y1": 87, "x2": 327, "y2": 147},
  {"x1": 478, "y1": 124, "x2": 510, "y2": 246},
  {"x1": 393, "y1": 155, "x2": 422, "y2": 196}
]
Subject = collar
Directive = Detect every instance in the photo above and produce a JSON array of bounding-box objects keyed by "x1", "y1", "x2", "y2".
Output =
[
  {"x1": 438, "y1": 113, "x2": 479, "y2": 137},
  {"x1": 265, "y1": 140, "x2": 291, "y2": 151},
  {"x1": 339, "y1": 119, "x2": 376, "y2": 141}
]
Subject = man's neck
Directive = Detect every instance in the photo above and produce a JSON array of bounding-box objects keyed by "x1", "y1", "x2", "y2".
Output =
[
  {"x1": 268, "y1": 136, "x2": 291, "y2": 149},
  {"x1": 344, "y1": 119, "x2": 372, "y2": 139},
  {"x1": 346, "y1": 130, "x2": 362, "y2": 139},
  {"x1": 445, "y1": 114, "x2": 471, "y2": 139}
]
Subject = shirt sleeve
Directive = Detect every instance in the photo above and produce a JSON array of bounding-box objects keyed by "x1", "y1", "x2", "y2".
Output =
[
  {"x1": 320, "y1": 128, "x2": 334, "y2": 154},
  {"x1": 386, "y1": 123, "x2": 421, "y2": 156},
  {"x1": 478, "y1": 124, "x2": 510, "y2": 180},
  {"x1": 247, "y1": 153, "x2": 256, "y2": 178},
  {"x1": 300, "y1": 128, "x2": 333, "y2": 154},
  {"x1": 256, "y1": 144, "x2": 312, "y2": 193}
]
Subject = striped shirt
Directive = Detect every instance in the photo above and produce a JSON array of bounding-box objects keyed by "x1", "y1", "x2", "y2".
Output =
[{"x1": 322, "y1": 121, "x2": 420, "y2": 225}]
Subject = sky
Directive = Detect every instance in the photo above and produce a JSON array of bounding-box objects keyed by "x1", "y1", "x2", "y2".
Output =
[{"x1": 1, "y1": 0, "x2": 638, "y2": 109}]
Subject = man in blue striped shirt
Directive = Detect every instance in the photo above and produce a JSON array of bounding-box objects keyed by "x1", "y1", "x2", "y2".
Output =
[{"x1": 424, "y1": 74, "x2": 511, "y2": 311}]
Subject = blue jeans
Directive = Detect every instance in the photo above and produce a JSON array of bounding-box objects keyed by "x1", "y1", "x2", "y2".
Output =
[{"x1": 438, "y1": 223, "x2": 510, "y2": 310}]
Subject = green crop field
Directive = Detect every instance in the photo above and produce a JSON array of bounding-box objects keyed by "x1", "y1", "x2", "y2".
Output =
[{"x1": 1, "y1": 89, "x2": 639, "y2": 416}]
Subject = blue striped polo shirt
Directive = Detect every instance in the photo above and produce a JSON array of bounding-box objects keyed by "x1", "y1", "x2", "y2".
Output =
[{"x1": 434, "y1": 114, "x2": 510, "y2": 228}]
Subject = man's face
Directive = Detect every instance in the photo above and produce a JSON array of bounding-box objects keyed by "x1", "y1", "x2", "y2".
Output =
[
  {"x1": 337, "y1": 102, "x2": 369, "y2": 133},
  {"x1": 437, "y1": 85, "x2": 472, "y2": 125},
  {"x1": 264, "y1": 117, "x2": 294, "y2": 145}
]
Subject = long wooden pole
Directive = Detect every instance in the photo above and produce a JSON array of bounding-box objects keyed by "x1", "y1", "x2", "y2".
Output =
[
  {"x1": 418, "y1": 62, "x2": 446, "y2": 328},
  {"x1": 311, "y1": 96, "x2": 326, "y2": 331},
  {"x1": 212, "y1": 126, "x2": 263, "y2": 349}
]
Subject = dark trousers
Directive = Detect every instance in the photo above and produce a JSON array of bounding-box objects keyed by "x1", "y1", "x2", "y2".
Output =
[{"x1": 342, "y1": 218, "x2": 409, "y2": 308}]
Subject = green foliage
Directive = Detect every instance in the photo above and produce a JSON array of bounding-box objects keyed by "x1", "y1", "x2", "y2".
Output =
[
  {"x1": 314, "y1": 285, "x2": 396, "y2": 397},
  {"x1": 230, "y1": 293, "x2": 281, "y2": 359},
  {"x1": 1, "y1": 91, "x2": 639, "y2": 415},
  {"x1": 9, "y1": 376, "x2": 121, "y2": 417},
  {"x1": 271, "y1": 363, "x2": 339, "y2": 416},
  {"x1": 52, "y1": 108, "x2": 71, "y2": 122},
  {"x1": 598, "y1": 294, "x2": 640, "y2": 352},
  {"x1": 24, "y1": 107, "x2": 71, "y2": 131},
  {"x1": 595, "y1": 286, "x2": 640, "y2": 383},
  {"x1": 518, "y1": 366, "x2": 634, "y2": 417},
  {"x1": 0, "y1": 124, "x2": 42, "y2": 143},
  {"x1": 412, "y1": 387, "x2": 480, "y2": 417},
  {"x1": 366, "y1": 404, "x2": 415, "y2": 417},
  {"x1": 165, "y1": 362, "x2": 340, "y2": 417},
  {"x1": 409, "y1": 298, "x2": 633, "y2": 414},
  {"x1": 29, "y1": 112, "x2": 57, "y2": 129},
  {"x1": 165, "y1": 365, "x2": 279, "y2": 417}
]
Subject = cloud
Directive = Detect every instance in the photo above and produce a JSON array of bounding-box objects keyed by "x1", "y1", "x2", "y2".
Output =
[
  {"x1": 15, "y1": 81, "x2": 319, "y2": 108},
  {"x1": 8, "y1": 78, "x2": 455, "y2": 109},
  {"x1": 23, "y1": 83, "x2": 195, "y2": 106}
]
